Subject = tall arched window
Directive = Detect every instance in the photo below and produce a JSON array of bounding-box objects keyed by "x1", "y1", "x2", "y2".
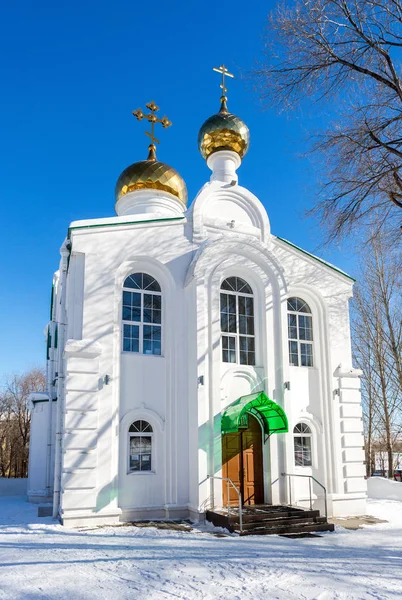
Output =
[
  {"x1": 293, "y1": 423, "x2": 312, "y2": 466},
  {"x1": 287, "y1": 297, "x2": 313, "y2": 367},
  {"x1": 220, "y1": 276, "x2": 255, "y2": 365},
  {"x1": 122, "y1": 273, "x2": 162, "y2": 355},
  {"x1": 128, "y1": 420, "x2": 153, "y2": 472}
]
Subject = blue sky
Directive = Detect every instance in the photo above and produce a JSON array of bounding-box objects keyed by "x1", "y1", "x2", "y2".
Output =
[{"x1": 0, "y1": 0, "x2": 357, "y2": 376}]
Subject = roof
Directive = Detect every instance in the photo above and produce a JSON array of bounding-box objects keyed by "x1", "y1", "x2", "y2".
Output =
[{"x1": 275, "y1": 236, "x2": 355, "y2": 282}]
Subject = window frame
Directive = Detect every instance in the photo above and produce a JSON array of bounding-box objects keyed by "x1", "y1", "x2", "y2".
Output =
[
  {"x1": 287, "y1": 297, "x2": 314, "y2": 367},
  {"x1": 122, "y1": 273, "x2": 162, "y2": 357},
  {"x1": 127, "y1": 420, "x2": 155, "y2": 475},
  {"x1": 293, "y1": 422, "x2": 313, "y2": 467},
  {"x1": 220, "y1": 277, "x2": 256, "y2": 366}
]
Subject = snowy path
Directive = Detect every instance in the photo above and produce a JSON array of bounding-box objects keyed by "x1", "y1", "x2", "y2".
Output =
[{"x1": 0, "y1": 497, "x2": 401, "y2": 599}]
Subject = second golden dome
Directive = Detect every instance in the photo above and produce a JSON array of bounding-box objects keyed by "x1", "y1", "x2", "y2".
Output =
[{"x1": 198, "y1": 104, "x2": 250, "y2": 160}]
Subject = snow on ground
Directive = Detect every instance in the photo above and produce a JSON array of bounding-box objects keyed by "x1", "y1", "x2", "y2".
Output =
[{"x1": 0, "y1": 496, "x2": 401, "y2": 600}]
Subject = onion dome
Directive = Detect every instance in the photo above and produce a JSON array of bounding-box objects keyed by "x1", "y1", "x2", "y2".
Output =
[
  {"x1": 115, "y1": 144, "x2": 188, "y2": 208},
  {"x1": 198, "y1": 97, "x2": 250, "y2": 160}
]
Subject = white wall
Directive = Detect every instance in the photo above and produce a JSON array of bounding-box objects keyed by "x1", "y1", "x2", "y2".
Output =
[
  {"x1": 28, "y1": 400, "x2": 55, "y2": 503},
  {"x1": 368, "y1": 477, "x2": 402, "y2": 502},
  {"x1": 58, "y1": 217, "x2": 195, "y2": 524}
]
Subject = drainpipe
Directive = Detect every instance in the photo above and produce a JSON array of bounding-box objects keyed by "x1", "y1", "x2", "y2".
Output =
[
  {"x1": 52, "y1": 241, "x2": 70, "y2": 520},
  {"x1": 45, "y1": 322, "x2": 55, "y2": 497}
]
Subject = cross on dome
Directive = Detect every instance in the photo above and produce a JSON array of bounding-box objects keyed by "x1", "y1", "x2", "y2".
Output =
[
  {"x1": 132, "y1": 101, "x2": 172, "y2": 160},
  {"x1": 213, "y1": 64, "x2": 234, "y2": 99},
  {"x1": 212, "y1": 64, "x2": 234, "y2": 113}
]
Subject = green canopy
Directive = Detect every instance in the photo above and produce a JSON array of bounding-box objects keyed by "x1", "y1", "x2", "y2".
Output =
[{"x1": 221, "y1": 391, "x2": 288, "y2": 436}]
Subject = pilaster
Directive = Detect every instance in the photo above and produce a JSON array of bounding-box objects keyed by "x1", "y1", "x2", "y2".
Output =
[
  {"x1": 331, "y1": 365, "x2": 367, "y2": 516},
  {"x1": 60, "y1": 339, "x2": 121, "y2": 527}
]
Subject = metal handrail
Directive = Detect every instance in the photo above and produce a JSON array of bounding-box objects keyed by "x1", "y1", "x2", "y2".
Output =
[
  {"x1": 281, "y1": 472, "x2": 328, "y2": 519},
  {"x1": 207, "y1": 475, "x2": 243, "y2": 532}
]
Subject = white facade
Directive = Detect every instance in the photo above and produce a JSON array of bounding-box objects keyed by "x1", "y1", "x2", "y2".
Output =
[{"x1": 28, "y1": 148, "x2": 367, "y2": 527}]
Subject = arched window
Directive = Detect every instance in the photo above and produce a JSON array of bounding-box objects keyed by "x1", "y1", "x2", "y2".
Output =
[
  {"x1": 128, "y1": 420, "x2": 153, "y2": 472},
  {"x1": 287, "y1": 297, "x2": 313, "y2": 367},
  {"x1": 122, "y1": 273, "x2": 161, "y2": 355},
  {"x1": 220, "y1": 276, "x2": 255, "y2": 365},
  {"x1": 293, "y1": 423, "x2": 312, "y2": 467}
]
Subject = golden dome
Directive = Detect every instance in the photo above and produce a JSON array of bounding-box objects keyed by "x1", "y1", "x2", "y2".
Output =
[
  {"x1": 115, "y1": 145, "x2": 188, "y2": 207},
  {"x1": 198, "y1": 100, "x2": 250, "y2": 160}
]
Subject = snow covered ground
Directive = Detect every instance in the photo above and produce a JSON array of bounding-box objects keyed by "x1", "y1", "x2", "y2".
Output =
[{"x1": 0, "y1": 496, "x2": 401, "y2": 599}]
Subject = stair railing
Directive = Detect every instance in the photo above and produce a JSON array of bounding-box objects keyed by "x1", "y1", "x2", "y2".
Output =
[
  {"x1": 207, "y1": 475, "x2": 243, "y2": 533},
  {"x1": 281, "y1": 472, "x2": 328, "y2": 519}
]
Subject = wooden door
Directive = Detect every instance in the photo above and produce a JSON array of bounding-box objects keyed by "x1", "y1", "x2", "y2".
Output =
[
  {"x1": 222, "y1": 433, "x2": 243, "y2": 506},
  {"x1": 222, "y1": 414, "x2": 264, "y2": 507},
  {"x1": 242, "y1": 415, "x2": 264, "y2": 505}
]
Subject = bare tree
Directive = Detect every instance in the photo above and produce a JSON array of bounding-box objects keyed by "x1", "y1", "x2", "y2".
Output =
[
  {"x1": 352, "y1": 233, "x2": 402, "y2": 477},
  {"x1": 256, "y1": 0, "x2": 402, "y2": 240},
  {"x1": 0, "y1": 368, "x2": 46, "y2": 478}
]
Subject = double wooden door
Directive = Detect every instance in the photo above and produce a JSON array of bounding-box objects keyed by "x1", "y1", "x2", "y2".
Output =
[{"x1": 222, "y1": 414, "x2": 264, "y2": 506}]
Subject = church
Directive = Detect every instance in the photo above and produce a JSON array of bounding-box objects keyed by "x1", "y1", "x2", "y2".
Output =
[{"x1": 28, "y1": 66, "x2": 367, "y2": 528}]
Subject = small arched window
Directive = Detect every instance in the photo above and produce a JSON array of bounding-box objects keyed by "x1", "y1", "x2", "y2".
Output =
[
  {"x1": 220, "y1": 276, "x2": 255, "y2": 365},
  {"x1": 128, "y1": 420, "x2": 153, "y2": 472},
  {"x1": 293, "y1": 423, "x2": 312, "y2": 467},
  {"x1": 287, "y1": 297, "x2": 313, "y2": 367},
  {"x1": 122, "y1": 273, "x2": 161, "y2": 356}
]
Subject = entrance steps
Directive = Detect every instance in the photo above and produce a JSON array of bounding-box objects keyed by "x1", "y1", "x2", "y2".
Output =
[{"x1": 206, "y1": 504, "x2": 334, "y2": 536}]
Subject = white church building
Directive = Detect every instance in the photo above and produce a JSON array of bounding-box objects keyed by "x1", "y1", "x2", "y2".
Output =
[{"x1": 28, "y1": 69, "x2": 367, "y2": 527}]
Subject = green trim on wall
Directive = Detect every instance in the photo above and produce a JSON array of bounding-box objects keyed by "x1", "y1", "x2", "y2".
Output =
[{"x1": 275, "y1": 236, "x2": 355, "y2": 282}]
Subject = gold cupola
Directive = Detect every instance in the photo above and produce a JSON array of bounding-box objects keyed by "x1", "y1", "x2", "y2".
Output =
[
  {"x1": 115, "y1": 101, "x2": 187, "y2": 214},
  {"x1": 115, "y1": 144, "x2": 187, "y2": 206},
  {"x1": 198, "y1": 65, "x2": 250, "y2": 160}
]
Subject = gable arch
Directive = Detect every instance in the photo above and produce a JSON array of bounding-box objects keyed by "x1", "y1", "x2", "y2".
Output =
[
  {"x1": 191, "y1": 182, "x2": 271, "y2": 244},
  {"x1": 185, "y1": 236, "x2": 287, "y2": 293}
]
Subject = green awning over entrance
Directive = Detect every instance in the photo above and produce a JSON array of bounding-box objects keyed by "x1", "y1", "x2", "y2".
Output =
[{"x1": 221, "y1": 391, "x2": 288, "y2": 436}]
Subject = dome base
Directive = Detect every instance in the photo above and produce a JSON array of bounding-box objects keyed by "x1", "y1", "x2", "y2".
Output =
[
  {"x1": 207, "y1": 150, "x2": 241, "y2": 184},
  {"x1": 115, "y1": 189, "x2": 186, "y2": 217}
]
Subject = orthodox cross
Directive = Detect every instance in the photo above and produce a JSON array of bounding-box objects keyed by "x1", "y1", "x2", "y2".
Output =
[
  {"x1": 213, "y1": 64, "x2": 234, "y2": 101},
  {"x1": 132, "y1": 101, "x2": 172, "y2": 146}
]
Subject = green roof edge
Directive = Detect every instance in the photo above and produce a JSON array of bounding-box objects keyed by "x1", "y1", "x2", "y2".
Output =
[
  {"x1": 275, "y1": 236, "x2": 355, "y2": 282},
  {"x1": 67, "y1": 215, "x2": 186, "y2": 239}
]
